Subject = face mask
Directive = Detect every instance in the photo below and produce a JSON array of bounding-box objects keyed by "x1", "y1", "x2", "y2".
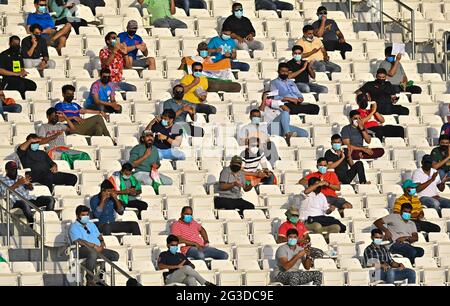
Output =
[
  {"x1": 305, "y1": 36, "x2": 313, "y2": 42},
  {"x1": 30, "y1": 143, "x2": 40, "y2": 151},
  {"x1": 234, "y1": 10, "x2": 243, "y2": 18},
  {"x1": 376, "y1": 79, "x2": 386, "y2": 85},
  {"x1": 38, "y1": 5, "x2": 47, "y2": 13},
  {"x1": 422, "y1": 162, "x2": 432, "y2": 171},
  {"x1": 318, "y1": 13, "x2": 326, "y2": 19},
  {"x1": 402, "y1": 212, "x2": 411, "y2": 221},
  {"x1": 318, "y1": 166, "x2": 327, "y2": 174},
  {"x1": 386, "y1": 56, "x2": 395, "y2": 63},
  {"x1": 199, "y1": 50, "x2": 209, "y2": 58},
  {"x1": 80, "y1": 216, "x2": 90, "y2": 224},
  {"x1": 408, "y1": 188, "x2": 416, "y2": 196},
  {"x1": 332, "y1": 143, "x2": 341, "y2": 151},
  {"x1": 193, "y1": 71, "x2": 202, "y2": 78},
  {"x1": 352, "y1": 119, "x2": 359, "y2": 127},
  {"x1": 173, "y1": 92, "x2": 184, "y2": 100},
  {"x1": 251, "y1": 117, "x2": 261, "y2": 125},
  {"x1": 127, "y1": 31, "x2": 136, "y2": 36},
  {"x1": 358, "y1": 100, "x2": 368, "y2": 110},
  {"x1": 34, "y1": 33, "x2": 41, "y2": 38},
  {"x1": 183, "y1": 215, "x2": 193, "y2": 223},
  {"x1": 122, "y1": 175, "x2": 130, "y2": 180},
  {"x1": 279, "y1": 74, "x2": 288, "y2": 80},
  {"x1": 10, "y1": 45, "x2": 20, "y2": 53},
  {"x1": 249, "y1": 147, "x2": 259, "y2": 155},
  {"x1": 314, "y1": 187, "x2": 322, "y2": 194},
  {"x1": 287, "y1": 238, "x2": 298, "y2": 246},
  {"x1": 289, "y1": 217, "x2": 299, "y2": 224},
  {"x1": 294, "y1": 54, "x2": 302, "y2": 61},
  {"x1": 440, "y1": 145, "x2": 448, "y2": 151},
  {"x1": 64, "y1": 95, "x2": 74, "y2": 103},
  {"x1": 373, "y1": 238, "x2": 383, "y2": 245},
  {"x1": 161, "y1": 119, "x2": 169, "y2": 127},
  {"x1": 101, "y1": 76, "x2": 110, "y2": 84},
  {"x1": 169, "y1": 246, "x2": 179, "y2": 254},
  {"x1": 221, "y1": 34, "x2": 231, "y2": 41},
  {"x1": 50, "y1": 117, "x2": 58, "y2": 125},
  {"x1": 110, "y1": 39, "x2": 117, "y2": 46},
  {"x1": 230, "y1": 164, "x2": 241, "y2": 173}
]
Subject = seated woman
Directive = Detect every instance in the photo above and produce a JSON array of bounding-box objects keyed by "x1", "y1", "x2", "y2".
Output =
[
  {"x1": 179, "y1": 42, "x2": 241, "y2": 93},
  {"x1": 240, "y1": 137, "x2": 276, "y2": 186}
]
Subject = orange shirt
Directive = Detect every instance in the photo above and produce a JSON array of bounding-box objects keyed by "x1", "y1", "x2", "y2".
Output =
[{"x1": 305, "y1": 171, "x2": 339, "y2": 198}]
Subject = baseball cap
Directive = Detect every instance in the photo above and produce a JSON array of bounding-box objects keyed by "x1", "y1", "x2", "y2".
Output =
[
  {"x1": 402, "y1": 179, "x2": 417, "y2": 189},
  {"x1": 5, "y1": 161, "x2": 18, "y2": 170},
  {"x1": 126, "y1": 20, "x2": 138, "y2": 30},
  {"x1": 422, "y1": 154, "x2": 433, "y2": 164},
  {"x1": 142, "y1": 130, "x2": 154, "y2": 137},
  {"x1": 230, "y1": 155, "x2": 242, "y2": 164},
  {"x1": 285, "y1": 206, "x2": 299, "y2": 217}
]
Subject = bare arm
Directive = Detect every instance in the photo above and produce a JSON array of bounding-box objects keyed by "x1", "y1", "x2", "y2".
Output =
[
  {"x1": 92, "y1": 94, "x2": 111, "y2": 107},
  {"x1": 170, "y1": 0, "x2": 175, "y2": 14},
  {"x1": 314, "y1": 19, "x2": 326, "y2": 37},
  {"x1": 0, "y1": 68, "x2": 20, "y2": 77},
  {"x1": 342, "y1": 138, "x2": 365, "y2": 152},
  {"x1": 199, "y1": 227, "x2": 209, "y2": 244},
  {"x1": 278, "y1": 252, "x2": 305, "y2": 271}
]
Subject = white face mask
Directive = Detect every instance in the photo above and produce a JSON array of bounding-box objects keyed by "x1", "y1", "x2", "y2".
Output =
[
  {"x1": 249, "y1": 147, "x2": 259, "y2": 154},
  {"x1": 352, "y1": 119, "x2": 359, "y2": 127}
]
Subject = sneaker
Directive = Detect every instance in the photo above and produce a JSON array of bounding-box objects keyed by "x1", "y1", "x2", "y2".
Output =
[
  {"x1": 204, "y1": 281, "x2": 216, "y2": 286},
  {"x1": 285, "y1": 132, "x2": 297, "y2": 146}
]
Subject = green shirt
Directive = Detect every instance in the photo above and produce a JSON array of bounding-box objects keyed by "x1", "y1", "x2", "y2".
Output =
[
  {"x1": 144, "y1": 0, "x2": 173, "y2": 24},
  {"x1": 129, "y1": 144, "x2": 160, "y2": 173},
  {"x1": 431, "y1": 146, "x2": 450, "y2": 172}
]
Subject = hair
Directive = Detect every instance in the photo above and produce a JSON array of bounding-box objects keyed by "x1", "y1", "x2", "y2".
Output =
[
  {"x1": 286, "y1": 228, "x2": 299, "y2": 237},
  {"x1": 46, "y1": 107, "x2": 57, "y2": 117},
  {"x1": 9, "y1": 36, "x2": 20, "y2": 44},
  {"x1": 167, "y1": 234, "x2": 179, "y2": 244},
  {"x1": 249, "y1": 109, "x2": 261, "y2": 117},
  {"x1": 331, "y1": 134, "x2": 342, "y2": 141},
  {"x1": 26, "y1": 133, "x2": 39, "y2": 141},
  {"x1": 317, "y1": 157, "x2": 327, "y2": 164},
  {"x1": 192, "y1": 62, "x2": 203, "y2": 69},
  {"x1": 400, "y1": 203, "x2": 413, "y2": 211},
  {"x1": 385, "y1": 46, "x2": 393, "y2": 57},
  {"x1": 317, "y1": 6, "x2": 327, "y2": 13},
  {"x1": 181, "y1": 206, "x2": 192, "y2": 214},
  {"x1": 30, "y1": 24, "x2": 43, "y2": 33},
  {"x1": 349, "y1": 110, "x2": 359, "y2": 118},
  {"x1": 34, "y1": 0, "x2": 44, "y2": 4},
  {"x1": 232, "y1": 2, "x2": 242, "y2": 10},
  {"x1": 222, "y1": 24, "x2": 232, "y2": 32},
  {"x1": 376, "y1": 68, "x2": 387, "y2": 75},
  {"x1": 371, "y1": 228, "x2": 383, "y2": 236},
  {"x1": 121, "y1": 162, "x2": 133, "y2": 172},
  {"x1": 62, "y1": 84, "x2": 75, "y2": 94},
  {"x1": 278, "y1": 62, "x2": 289, "y2": 70},
  {"x1": 439, "y1": 134, "x2": 450, "y2": 142},
  {"x1": 303, "y1": 25, "x2": 314, "y2": 32},
  {"x1": 292, "y1": 45, "x2": 304, "y2": 53},
  {"x1": 100, "y1": 68, "x2": 111, "y2": 76},
  {"x1": 308, "y1": 176, "x2": 320, "y2": 186},
  {"x1": 161, "y1": 109, "x2": 176, "y2": 120},
  {"x1": 100, "y1": 179, "x2": 114, "y2": 190},
  {"x1": 105, "y1": 31, "x2": 116, "y2": 44},
  {"x1": 75, "y1": 205, "x2": 90, "y2": 216}
]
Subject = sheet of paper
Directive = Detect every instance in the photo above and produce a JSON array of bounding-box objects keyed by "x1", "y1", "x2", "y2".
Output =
[
  {"x1": 391, "y1": 43, "x2": 405, "y2": 55},
  {"x1": 266, "y1": 90, "x2": 278, "y2": 97}
]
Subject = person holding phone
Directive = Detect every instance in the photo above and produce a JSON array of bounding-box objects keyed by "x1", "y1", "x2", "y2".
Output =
[{"x1": 21, "y1": 24, "x2": 56, "y2": 72}]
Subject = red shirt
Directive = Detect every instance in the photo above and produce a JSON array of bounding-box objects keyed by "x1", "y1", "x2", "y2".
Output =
[
  {"x1": 357, "y1": 108, "x2": 379, "y2": 129},
  {"x1": 99, "y1": 47, "x2": 125, "y2": 83},
  {"x1": 278, "y1": 220, "x2": 308, "y2": 241},
  {"x1": 305, "y1": 171, "x2": 339, "y2": 198},
  {"x1": 171, "y1": 220, "x2": 204, "y2": 254}
]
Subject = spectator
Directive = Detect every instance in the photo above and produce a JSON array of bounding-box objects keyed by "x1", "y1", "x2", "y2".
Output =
[
  {"x1": 255, "y1": 0, "x2": 293, "y2": 11},
  {"x1": 118, "y1": 20, "x2": 156, "y2": 70},
  {"x1": 287, "y1": 45, "x2": 328, "y2": 94},
  {"x1": 355, "y1": 93, "x2": 405, "y2": 141},
  {"x1": 180, "y1": 62, "x2": 217, "y2": 120},
  {"x1": 99, "y1": 32, "x2": 137, "y2": 92},
  {"x1": 413, "y1": 154, "x2": 450, "y2": 214},
  {"x1": 274, "y1": 228, "x2": 322, "y2": 286},
  {"x1": 80, "y1": 0, "x2": 104, "y2": 15},
  {"x1": 108, "y1": 163, "x2": 148, "y2": 220},
  {"x1": 312, "y1": 6, "x2": 352, "y2": 60},
  {"x1": 431, "y1": 134, "x2": 450, "y2": 179},
  {"x1": 295, "y1": 25, "x2": 341, "y2": 74},
  {"x1": 374, "y1": 203, "x2": 424, "y2": 265},
  {"x1": 363, "y1": 228, "x2": 416, "y2": 284},
  {"x1": 16, "y1": 133, "x2": 77, "y2": 192},
  {"x1": 84, "y1": 68, "x2": 122, "y2": 113},
  {"x1": 0, "y1": 161, "x2": 55, "y2": 224},
  {"x1": 48, "y1": 0, "x2": 89, "y2": 34},
  {"x1": 355, "y1": 68, "x2": 409, "y2": 116},
  {"x1": 158, "y1": 235, "x2": 215, "y2": 286},
  {"x1": 341, "y1": 110, "x2": 385, "y2": 160},
  {"x1": 69, "y1": 205, "x2": 119, "y2": 286},
  {"x1": 145, "y1": 109, "x2": 185, "y2": 161},
  {"x1": 269, "y1": 63, "x2": 320, "y2": 115},
  {"x1": 174, "y1": 0, "x2": 206, "y2": 17},
  {"x1": 55, "y1": 84, "x2": 113, "y2": 138},
  {"x1": 171, "y1": 206, "x2": 229, "y2": 260},
  {"x1": 214, "y1": 155, "x2": 256, "y2": 216},
  {"x1": 26, "y1": 0, "x2": 72, "y2": 56},
  {"x1": 90, "y1": 180, "x2": 141, "y2": 235},
  {"x1": 21, "y1": 24, "x2": 56, "y2": 71},
  {"x1": 208, "y1": 26, "x2": 250, "y2": 72},
  {"x1": 222, "y1": 3, "x2": 264, "y2": 52},
  {"x1": 0, "y1": 90, "x2": 22, "y2": 120},
  {"x1": 393, "y1": 179, "x2": 440, "y2": 233},
  {"x1": 129, "y1": 130, "x2": 173, "y2": 186},
  {"x1": 325, "y1": 134, "x2": 367, "y2": 184},
  {"x1": 137, "y1": 0, "x2": 187, "y2": 35},
  {"x1": 240, "y1": 137, "x2": 276, "y2": 186},
  {"x1": 379, "y1": 47, "x2": 422, "y2": 94},
  {"x1": 440, "y1": 118, "x2": 450, "y2": 137},
  {"x1": 299, "y1": 158, "x2": 352, "y2": 215},
  {"x1": 0, "y1": 36, "x2": 37, "y2": 99},
  {"x1": 277, "y1": 206, "x2": 324, "y2": 259},
  {"x1": 37, "y1": 107, "x2": 74, "y2": 150}
]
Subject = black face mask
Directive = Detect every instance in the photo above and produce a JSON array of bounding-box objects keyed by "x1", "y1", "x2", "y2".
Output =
[
  {"x1": 422, "y1": 162, "x2": 432, "y2": 171},
  {"x1": 314, "y1": 187, "x2": 322, "y2": 194},
  {"x1": 50, "y1": 117, "x2": 58, "y2": 125},
  {"x1": 173, "y1": 92, "x2": 184, "y2": 100},
  {"x1": 358, "y1": 100, "x2": 368, "y2": 109},
  {"x1": 279, "y1": 74, "x2": 289, "y2": 80},
  {"x1": 440, "y1": 145, "x2": 448, "y2": 151},
  {"x1": 230, "y1": 164, "x2": 241, "y2": 173},
  {"x1": 101, "y1": 76, "x2": 110, "y2": 84},
  {"x1": 10, "y1": 45, "x2": 20, "y2": 53},
  {"x1": 127, "y1": 31, "x2": 136, "y2": 36},
  {"x1": 7, "y1": 170, "x2": 17, "y2": 180},
  {"x1": 376, "y1": 79, "x2": 386, "y2": 85},
  {"x1": 64, "y1": 95, "x2": 74, "y2": 103}
]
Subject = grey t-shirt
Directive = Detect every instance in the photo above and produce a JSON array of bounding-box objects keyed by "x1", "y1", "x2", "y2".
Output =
[
  {"x1": 312, "y1": 19, "x2": 340, "y2": 41},
  {"x1": 382, "y1": 213, "x2": 417, "y2": 242},
  {"x1": 37, "y1": 123, "x2": 67, "y2": 149},
  {"x1": 341, "y1": 124, "x2": 364, "y2": 147},
  {"x1": 163, "y1": 98, "x2": 194, "y2": 123},
  {"x1": 274, "y1": 244, "x2": 305, "y2": 276},
  {"x1": 218, "y1": 166, "x2": 246, "y2": 199},
  {"x1": 379, "y1": 60, "x2": 406, "y2": 86}
]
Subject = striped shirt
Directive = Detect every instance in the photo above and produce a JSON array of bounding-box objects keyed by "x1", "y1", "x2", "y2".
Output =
[
  {"x1": 240, "y1": 149, "x2": 272, "y2": 173},
  {"x1": 363, "y1": 243, "x2": 393, "y2": 268},
  {"x1": 55, "y1": 101, "x2": 82, "y2": 122},
  {"x1": 171, "y1": 220, "x2": 204, "y2": 254},
  {"x1": 0, "y1": 175, "x2": 36, "y2": 205}
]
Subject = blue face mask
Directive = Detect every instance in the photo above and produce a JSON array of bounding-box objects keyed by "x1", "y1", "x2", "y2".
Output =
[
  {"x1": 193, "y1": 71, "x2": 202, "y2": 78},
  {"x1": 251, "y1": 117, "x2": 261, "y2": 125},
  {"x1": 234, "y1": 10, "x2": 243, "y2": 18},
  {"x1": 289, "y1": 217, "x2": 299, "y2": 224},
  {"x1": 386, "y1": 56, "x2": 395, "y2": 63},
  {"x1": 38, "y1": 5, "x2": 47, "y2": 13},
  {"x1": 287, "y1": 238, "x2": 298, "y2": 246},
  {"x1": 408, "y1": 188, "x2": 417, "y2": 196},
  {"x1": 373, "y1": 238, "x2": 383, "y2": 245},
  {"x1": 222, "y1": 34, "x2": 231, "y2": 41},
  {"x1": 183, "y1": 215, "x2": 193, "y2": 223},
  {"x1": 169, "y1": 246, "x2": 179, "y2": 254},
  {"x1": 402, "y1": 212, "x2": 411, "y2": 221},
  {"x1": 332, "y1": 143, "x2": 341, "y2": 151},
  {"x1": 199, "y1": 50, "x2": 208, "y2": 58},
  {"x1": 294, "y1": 54, "x2": 302, "y2": 62},
  {"x1": 318, "y1": 166, "x2": 327, "y2": 174},
  {"x1": 161, "y1": 119, "x2": 169, "y2": 127},
  {"x1": 80, "y1": 216, "x2": 90, "y2": 224},
  {"x1": 110, "y1": 39, "x2": 117, "y2": 46},
  {"x1": 30, "y1": 143, "x2": 40, "y2": 151}
]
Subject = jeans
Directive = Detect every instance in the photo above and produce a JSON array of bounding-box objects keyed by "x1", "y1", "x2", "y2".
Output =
[
  {"x1": 174, "y1": 0, "x2": 207, "y2": 16},
  {"x1": 377, "y1": 103, "x2": 409, "y2": 116},
  {"x1": 165, "y1": 265, "x2": 207, "y2": 286},
  {"x1": 173, "y1": 122, "x2": 205, "y2": 137},
  {"x1": 389, "y1": 243, "x2": 424, "y2": 265},
  {"x1": 255, "y1": 0, "x2": 294, "y2": 10},
  {"x1": 33, "y1": 171, "x2": 78, "y2": 192},
  {"x1": 231, "y1": 61, "x2": 250, "y2": 72},
  {"x1": 13, "y1": 196, "x2": 55, "y2": 223},
  {"x1": 420, "y1": 196, "x2": 450, "y2": 213},
  {"x1": 322, "y1": 40, "x2": 353, "y2": 60},
  {"x1": 235, "y1": 39, "x2": 264, "y2": 51},
  {"x1": 413, "y1": 219, "x2": 440, "y2": 233},
  {"x1": 1, "y1": 76, "x2": 37, "y2": 99},
  {"x1": 113, "y1": 82, "x2": 136, "y2": 92},
  {"x1": 295, "y1": 82, "x2": 328, "y2": 94},
  {"x1": 87, "y1": 103, "x2": 122, "y2": 114},
  {"x1": 186, "y1": 246, "x2": 229, "y2": 260},
  {"x1": 438, "y1": 169, "x2": 450, "y2": 180},
  {"x1": 157, "y1": 148, "x2": 186, "y2": 161},
  {"x1": 153, "y1": 17, "x2": 187, "y2": 34},
  {"x1": 96, "y1": 221, "x2": 141, "y2": 235},
  {"x1": 134, "y1": 171, "x2": 173, "y2": 186},
  {"x1": 0, "y1": 103, "x2": 22, "y2": 116},
  {"x1": 310, "y1": 60, "x2": 341, "y2": 73},
  {"x1": 214, "y1": 197, "x2": 255, "y2": 217},
  {"x1": 267, "y1": 110, "x2": 308, "y2": 137},
  {"x1": 78, "y1": 246, "x2": 119, "y2": 282},
  {"x1": 374, "y1": 268, "x2": 416, "y2": 284}
]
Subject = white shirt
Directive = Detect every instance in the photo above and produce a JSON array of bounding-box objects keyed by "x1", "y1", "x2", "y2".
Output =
[
  {"x1": 298, "y1": 192, "x2": 330, "y2": 220},
  {"x1": 412, "y1": 168, "x2": 441, "y2": 197}
]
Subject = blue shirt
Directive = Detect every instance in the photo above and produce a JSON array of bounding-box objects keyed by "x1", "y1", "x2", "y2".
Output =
[
  {"x1": 26, "y1": 13, "x2": 55, "y2": 30},
  {"x1": 269, "y1": 77, "x2": 303, "y2": 100},
  {"x1": 207, "y1": 36, "x2": 236, "y2": 63},
  {"x1": 84, "y1": 80, "x2": 115, "y2": 108},
  {"x1": 69, "y1": 221, "x2": 101, "y2": 246},
  {"x1": 90, "y1": 194, "x2": 124, "y2": 225},
  {"x1": 55, "y1": 101, "x2": 82, "y2": 123},
  {"x1": 118, "y1": 32, "x2": 143, "y2": 60}
]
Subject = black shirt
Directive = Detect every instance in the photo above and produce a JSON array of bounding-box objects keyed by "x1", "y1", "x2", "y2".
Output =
[
  {"x1": 324, "y1": 148, "x2": 350, "y2": 181},
  {"x1": 286, "y1": 59, "x2": 309, "y2": 83},
  {"x1": 21, "y1": 35, "x2": 49, "y2": 59},
  {"x1": 0, "y1": 48, "x2": 24, "y2": 75},
  {"x1": 359, "y1": 80, "x2": 399, "y2": 115},
  {"x1": 157, "y1": 250, "x2": 194, "y2": 279},
  {"x1": 151, "y1": 122, "x2": 182, "y2": 150},
  {"x1": 222, "y1": 15, "x2": 256, "y2": 38},
  {"x1": 16, "y1": 147, "x2": 55, "y2": 178}
]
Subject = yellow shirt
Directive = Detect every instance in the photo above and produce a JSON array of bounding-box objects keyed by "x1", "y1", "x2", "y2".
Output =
[
  {"x1": 295, "y1": 38, "x2": 324, "y2": 62},
  {"x1": 180, "y1": 75, "x2": 208, "y2": 104},
  {"x1": 393, "y1": 194, "x2": 423, "y2": 220}
]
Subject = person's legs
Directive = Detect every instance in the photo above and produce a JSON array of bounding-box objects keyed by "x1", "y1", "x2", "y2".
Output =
[
  {"x1": 126, "y1": 199, "x2": 148, "y2": 220},
  {"x1": 337, "y1": 42, "x2": 352, "y2": 60},
  {"x1": 2, "y1": 103, "x2": 22, "y2": 114},
  {"x1": 255, "y1": 0, "x2": 277, "y2": 10},
  {"x1": 166, "y1": 266, "x2": 207, "y2": 286},
  {"x1": 189, "y1": 124, "x2": 205, "y2": 137},
  {"x1": 101, "y1": 248, "x2": 120, "y2": 262},
  {"x1": 414, "y1": 219, "x2": 440, "y2": 233},
  {"x1": 277, "y1": 271, "x2": 322, "y2": 286},
  {"x1": 284, "y1": 102, "x2": 320, "y2": 115},
  {"x1": 78, "y1": 246, "x2": 99, "y2": 282},
  {"x1": 436, "y1": 197, "x2": 450, "y2": 209},
  {"x1": 307, "y1": 82, "x2": 328, "y2": 94},
  {"x1": 157, "y1": 148, "x2": 186, "y2": 161},
  {"x1": 345, "y1": 161, "x2": 367, "y2": 184},
  {"x1": 390, "y1": 243, "x2": 424, "y2": 264},
  {"x1": 174, "y1": 0, "x2": 190, "y2": 15},
  {"x1": 245, "y1": 40, "x2": 264, "y2": 51},
  {"x1": 382, "y1": 125, "x2": 405, "y2": 138},
  {"x1": 392, "y1": 268, "x2": 416, "y2": 284},
  {"x1": 261, "y1": 173, "x2": 276, "y2": 185},
  {"x1": 106, "y1": 221, "x2": 141, "y2": 235},
  {"x1": 186, "y1": 247, "x2": 204, "y2": 260},
  {"x1": 230, "y1": 61, "x2": 250, "y2": 72},
  {"x1": 391, "y1": 105, "x2": 410, "y2": 116},
  {"x1": 203, "y1": 246, "x2": 229, "y2": 260},
  {"x1": 23, "y1": 59, "x2": 41, "y2": 69},
  {"x1": 295, "y1": 82, "x2": 311, "y2": 93},
  {"x1": 97, "y1": 223, "x2": 112, "y2": 235},
  {"x1": 235, "y1": 39, "x2": 249, "y2": 51},
  {"x1": 405, "y1": 85, "x2": 422, "y2": 94},
  {"x1": 420, "y1": 196, "x2": 441, "y2": 211},
  {"x1": 153, "y1": 18, "x2": 171, "y2": 28},
  {"x1": 195, "y1": 103, "x2": 216, "y2": 122},
  {"x1": 133, "y1": 172, "x2": 153, "y2": 186},
  {"x1": 12, "y1": 200, "x2": 34, "y2": 223},
  {"x1": 51, "y1": 172, "x2": 78, "y2": 186},
  {"x1": 167, "y1": 18, "x2": 188, "y2": 32},
  {"x1": 274, "y1": 0, "x2": 294, "y2": 10},
  {"x1": 323, "y1": 61, "x2": 341, "y2": 73},
  {"x1": 52, "y1": 23, "x2": 72, "y2": 54},
  {"x1": 114, "y1": 82, "x2": 137, "y2": 92},
  {"x1": 73, "y1": 115, "x2": 111, "y2": 137},
  {"x1": 32, "y1": 196, "x2": 55, "y2": 211},
  {"x1": 310, "y1": 60, "x2": 326, "y2": 72}
]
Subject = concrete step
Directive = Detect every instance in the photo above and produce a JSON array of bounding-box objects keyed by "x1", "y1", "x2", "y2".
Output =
[{"x1": 8, "y1": 247, "x2": 69, "y2": 262}]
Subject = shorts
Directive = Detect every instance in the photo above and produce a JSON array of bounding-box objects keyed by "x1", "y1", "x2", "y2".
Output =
[
  {"x1": 132, "y1": 57, "x2": 149, "y2": 68},
  {"x1": 43, "y1": 33, "x2": 59, "y2": 48},
  {"x1": 326, "y1": 196, "x2": 348, "y2": 209}
]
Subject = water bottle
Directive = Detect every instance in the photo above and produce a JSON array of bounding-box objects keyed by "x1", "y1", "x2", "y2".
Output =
[{"x1": 327, "y1": 246, "x2": 337, "y2": 258}]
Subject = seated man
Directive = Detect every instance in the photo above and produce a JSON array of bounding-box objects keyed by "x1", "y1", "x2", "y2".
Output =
[
  {"x1": 84, "y1": 68, "x2": 122, "y2": 114},
  {"x1": 325, "y1": 134, "x2": 367, "y2": 184},
  {"x1": 26, "y1": 0, "x2": 72, "y2": 55},
  {"x1": 364, "y1": 229, "x2": 416, "y2": 284},
  {"x1": 374, "y1": 203, "x2": 425, "y2": 265},
  {"x1": 240, "y1": 137, "x2": 276, "y2": 186},
  {"x1": 414, "y1": 154, "x2": 450, "y2": 213},
  {"x1": 274, "y1": 228, "x2": 322, "y2": 286},
  {"x1": 431, "y1": 134, "x2": 450, "y2": 179},
  {"x1": 89, "y1": 180, "x2": 141, "y2": 236},
  {"x1": 341, "y1": 110, "x2": 385, "y2": 160},
  {"x1": 255, "y1": 0, "x2": 293, "y2": 11},
  {"x1": 0, "y1": 90, "x2": 22, "y2": 119},
  {"x1": 37, "y1": 107, "x2": 74, "y2": 151},
  {"x1": 214, "y1": 155, "x2": 255, "y2": 216},
  {"x1": 80, "y1": 0, "x2": 105, "y2": 15},
  {"x1": 299, "y1": 158, "x2": 353, "y2": 215},
  {"x1": 158, "y1": 235, "x2": 215, "y2": 286},
  {"x1": 171, "y1": 206, "x2": 229, "y2": 260},
  {"x1": 21, "y1": 24, "x2": 56, "y2": 71},
  {"x1": 0, "y1": 161, "x2": 55, "y2": 224},
  {"x1": 174, "y1": 0, "x2": 207, "y2": 16},
  {"x1": 16, "y1": 134, "x2": 78, "y2": 192},
  {"x1": 69, "y1": 205, "x2": 119, "y2": 286},
  {"x1": 99, "y1": 32, "x2": 137, "y2": 92},
  {"x1": 108, "y1": 163, "x2": 148, "y2": 220},
  {"x1": 145, "y1": 109, "x2": 185, "y2": 161},
  {"x1": 222, "y1": 2, "x2": 264, "y2": 52},
  {"x1": 393, "y1": 179, "x2": 440, "y2": 233},
  {"x1": 440, "y1": 117, "x2": 450, "y2": 137},
  {"x1": 379, "y1": 47, "x2": 421, "y2": 94},
  {"x1": 137, "y1": 0, "x2": 187, "y2": 35},
  {"x1": 312, "y1": 6, "x2": 352, "y2": 60},
  {"x1": 287, "y1": 45, "x2": 328, "y2": 94},
  {"x1": 295, "y1": 25, "x2": 341, "y2": 74},
  {"x1": 269, "y1": 62, "x2": 320, "y2": 115},
  {"x1": 118, "y1": 20, "x2": 156, "y2": 70}
]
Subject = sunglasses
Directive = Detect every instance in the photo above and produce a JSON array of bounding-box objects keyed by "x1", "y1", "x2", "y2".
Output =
[
  {"x1": 234, "y1": 8, "x2": 243, "y2": 11},
  {"x1": 83, "y1": 227, "x2": 91, "y2": 235},
  {"x1": 193, "y1": 69, "x2": 203, "y2": 72},
  {"x1": 319, "y1": 11, "x2": 327, "y2": 14}
]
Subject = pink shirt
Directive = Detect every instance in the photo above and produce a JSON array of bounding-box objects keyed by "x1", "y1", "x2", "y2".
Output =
[{"x1": 171, "y1": 220, "x2": 204, "y2": 254}]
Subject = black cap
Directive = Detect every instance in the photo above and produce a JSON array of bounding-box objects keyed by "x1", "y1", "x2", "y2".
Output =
[{"x1": 422, "y1": 154, "x2": 433, "y2": 163}]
